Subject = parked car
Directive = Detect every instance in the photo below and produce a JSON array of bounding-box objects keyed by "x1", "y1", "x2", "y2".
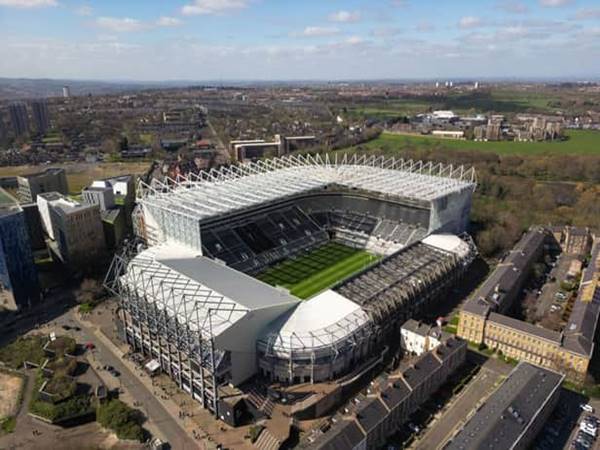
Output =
[{"x1": 581, "y1": 404, "x2": 594, "y2": 413}]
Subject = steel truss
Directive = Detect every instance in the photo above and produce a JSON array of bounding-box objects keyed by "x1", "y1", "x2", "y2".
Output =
[
  {"x1": 135, "y1": 154, "x2": 477, "y2": 226},
  {"x1": 104, "y1": 243, "x2": 247, "y2": 418}
]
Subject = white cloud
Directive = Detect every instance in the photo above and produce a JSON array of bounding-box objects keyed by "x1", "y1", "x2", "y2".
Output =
[
  {"x1": 96, "y1": 17, "x2": 147, "y2": 33},
  {"x1": 181, "y1": 0, "x2": 248, "y2": 15},
  {"x1": 458, "y1": 16, "x2": 483, "y2": 29},
  {"x1": 328, "y1": 10, "x2": 360, "y2": 23},
  {"x1": 75, "y1": 4, "x2": 92, "y2": 16},
  {"x1": 299, "y1": 26, "x2": 340, "y2": 37},
  {"x1": 539, "y1": 0, "x2": 574, "y2": 7},
  {"x1": 156, "y1": 16, "x2": 182, "y2": 27},
  {"x1": 0, "y1": 0, "x2": 57, "y2": 7},
  {"x1": 345, "y1": 36, "x2": 364, "y2": 45}
]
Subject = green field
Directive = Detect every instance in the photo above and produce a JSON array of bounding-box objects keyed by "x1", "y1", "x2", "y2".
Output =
[
  {"x1": 256, "y1": 242, "x2": 377, "y2": 299},
  {"x1": 356, "y1": 129, "x2": 600, "y2": 156}
]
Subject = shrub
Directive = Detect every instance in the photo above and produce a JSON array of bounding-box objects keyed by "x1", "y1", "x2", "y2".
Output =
[
  {"x1": 0, "y1": 336, "x2": 46, "y2": 368},
  {"x1": 44, "y1": 375, "x2": 77, "y2": 403},
  {"x1": 97, "y1": 399, "x2": 144, "y2": 442}
]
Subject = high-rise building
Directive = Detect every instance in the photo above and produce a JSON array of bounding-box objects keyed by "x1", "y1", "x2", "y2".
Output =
[
  {"x1": 62, "y1": 86, "x2": 71, "y2": 98},
  {"x1": 37, "y1": 192, "x2": 105, "y2": 267},
  {"x1": 17, "y1": 168, "x2": 69, "y2": 203},
  {"x1": 31, "y1": 99, "x2": 50, "y2": 134},
  {"x1": 0, "y1": 189, "x2": 40, "y2": 310},
  {"x1": 8, "y1": 102, "x2": 29, "y2": 137}
]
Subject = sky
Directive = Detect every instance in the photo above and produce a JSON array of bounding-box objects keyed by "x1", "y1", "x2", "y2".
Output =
[{"x1": 0, "y1": 0, "x2": 599, "y2": 81}]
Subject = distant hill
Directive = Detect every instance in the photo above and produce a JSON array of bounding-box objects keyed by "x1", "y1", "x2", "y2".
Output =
[{"x1": 0, "y1": 78, "x2": 198, "y2": 100}]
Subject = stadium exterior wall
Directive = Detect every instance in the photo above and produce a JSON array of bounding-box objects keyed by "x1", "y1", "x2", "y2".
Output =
[
  {"x1": 428, "y1": 188, "x2": 472, "y2": 235},
  {"x1": 215, "y1": 302, "x2": 299, "y2": 385}
]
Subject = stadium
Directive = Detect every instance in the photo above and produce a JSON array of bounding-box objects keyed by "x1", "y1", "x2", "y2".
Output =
[{"x1": 105, "y1": 153, "x2": 478, "y2": 420}]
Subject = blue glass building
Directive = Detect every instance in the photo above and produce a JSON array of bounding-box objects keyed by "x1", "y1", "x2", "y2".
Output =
[{"x1": 0, "y1": 204, "x2": 40, "y2": 310}]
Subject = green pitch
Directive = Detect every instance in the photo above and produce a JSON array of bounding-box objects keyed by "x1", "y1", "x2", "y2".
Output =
[{"x1": 256, "y1": 242, "x2": 377, "y2": 299}]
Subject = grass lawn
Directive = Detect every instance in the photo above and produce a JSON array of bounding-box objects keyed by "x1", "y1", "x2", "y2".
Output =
[
  {"x1": 256, "y1": 242, "x2": 377, "y2": 299},
  {"x1": 0, "y1": 161, "x2": 150, "y2": 195},
  {"x1": 355, "y1": 129, "x2": 600, "y2": 156}
]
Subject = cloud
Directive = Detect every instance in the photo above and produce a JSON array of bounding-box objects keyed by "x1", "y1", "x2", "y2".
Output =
[
  {"x1": 0, "y1": 0, "x2": 57, "y2": 7},
  {"x1": 458, "y1": 16, "x2": 483, "y2": 29},
  {"x1": 297, "y1": 26, "x2": 340, "y2": 37},
  {"x1": 74, "y1": 4, "x2": 92, "y2": 16},
  {"x1": 416, "y1": 21, "x2": 435, "y2": 32},
  {"x1": 181, "y1": 0, "x2": 248, "y2": 15},
  {"x1": 328, "y1": 10, "x2": 360, "y2": 23},
  {"x1": 495, "y1": 1, "x2": 529, "y2": 14},
  {"x1": 574, "y1": 8, "x2": 600, "y2": 20},
  {"x1": 156, "y1": 16, "x2": 182, "y2": 27},
  {"x1": 96, "y1": 17, "x2": 147, "y2": 33},
  {"x1": 539, "y1": 0, "x2": 574, "y2": 7},
  {"x1": 345, "y1": 36, "x2": 364, "y2": 45},
  {"x1": 371, "y1": 26, "x2": 403, "y2": 37}
]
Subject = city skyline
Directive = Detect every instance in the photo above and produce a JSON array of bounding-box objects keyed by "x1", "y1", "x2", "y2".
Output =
[{"x1": 0, "y1": 0, "x2": 599, "y2": 81}]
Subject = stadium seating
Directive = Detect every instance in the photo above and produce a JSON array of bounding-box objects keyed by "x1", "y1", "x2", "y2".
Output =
[
  {"x1": 336, "y1": 242, "x2": 463, "y2": 323},
  {"x1": 201, "y1": 206, "x2": 328, "y2": 274}
]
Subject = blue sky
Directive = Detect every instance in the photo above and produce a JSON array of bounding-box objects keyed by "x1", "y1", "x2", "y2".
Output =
[{"x1": 0, "y1": 0, "x2": 599, "y2": 80}]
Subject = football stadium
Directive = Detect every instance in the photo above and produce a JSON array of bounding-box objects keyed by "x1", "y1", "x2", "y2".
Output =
[{"x1": 105, "y1": 154, "x2": 478, "y2": 420}]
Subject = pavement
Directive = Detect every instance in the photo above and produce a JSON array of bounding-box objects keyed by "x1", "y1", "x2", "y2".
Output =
[{"x1": 68, "y1": 310, "x2": 202, "y2": 450}]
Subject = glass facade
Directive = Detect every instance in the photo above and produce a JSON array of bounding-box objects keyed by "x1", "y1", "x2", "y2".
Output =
[{"x1": 0, "y1": 208, "x2": 40, "y2": 310}]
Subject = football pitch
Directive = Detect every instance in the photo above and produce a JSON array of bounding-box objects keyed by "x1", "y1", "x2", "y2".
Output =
[{"x1": 256, "y1": 242, "x2": 377, "y2": 299}]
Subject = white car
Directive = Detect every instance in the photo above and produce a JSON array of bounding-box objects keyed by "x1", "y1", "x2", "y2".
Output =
[
  {"x1": 580, "y1": 425, "x2": 597, "y2": 438},
  {"x1": 581, "y1": 404, "x2": 594, "y2": 413}
]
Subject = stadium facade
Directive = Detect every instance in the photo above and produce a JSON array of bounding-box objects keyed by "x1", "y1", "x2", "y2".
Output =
[{"x1": 105, "y1": 154, "x2": 477, "y2": 419}]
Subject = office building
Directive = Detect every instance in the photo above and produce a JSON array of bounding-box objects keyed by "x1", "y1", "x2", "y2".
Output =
[
  {"x1": 444, "y1": 362, "x2": 563, "y2": 450},
  {"x1": 17, "y1": 168, "x2": 69, "y2": 203},
  {"x1": 21, "y1": 203, "x2": 46, "y2": 250},
  {"x1": 31, "y1": 99, "x2": 50, "y2": 134},
  {"x1": 37, "y1": 192, "x2": 105, "y2": 267},
  {"x1": 0, "y1": 189, "x2": 40, "y2": 310},
  {"x1": 9, "y1": 102, "x2": 29, "y2": 137},
  {"x1": 62, "y1": 86, "x2": 70, "y2": 98},
  {"x1": 82, "y1": 184, "x2": 115, "y2": 211}
]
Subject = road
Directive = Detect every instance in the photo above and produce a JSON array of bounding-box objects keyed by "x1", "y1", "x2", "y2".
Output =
[
  {"x1": 414, "y1": 356, "x2": 511, "y2": 450},
  {"x1": 68, "y1": 311, "x2": 200, "y2": 450}
]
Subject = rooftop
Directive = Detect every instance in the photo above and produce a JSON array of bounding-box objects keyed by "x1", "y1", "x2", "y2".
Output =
[
  {"x1": 121, "y1": 244, "x2": 299, "y2": 337},
  {"x1": 445, "y1": 362, "x2": 564, "y2": 450},
  {"x1": 139, "y1": 153, "x2": 476, "y2": 223}
]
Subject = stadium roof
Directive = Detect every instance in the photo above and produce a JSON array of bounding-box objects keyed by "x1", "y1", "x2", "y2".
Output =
[
  {"x1": 260, "y1": 289, "x2": 372, "y2": 358},
  {"x1": 120, "y1": 243, "x2": 298, "y2": 337},
  {"x1": 139, "y1": 154, "x2": 476, "y2": 222}
]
